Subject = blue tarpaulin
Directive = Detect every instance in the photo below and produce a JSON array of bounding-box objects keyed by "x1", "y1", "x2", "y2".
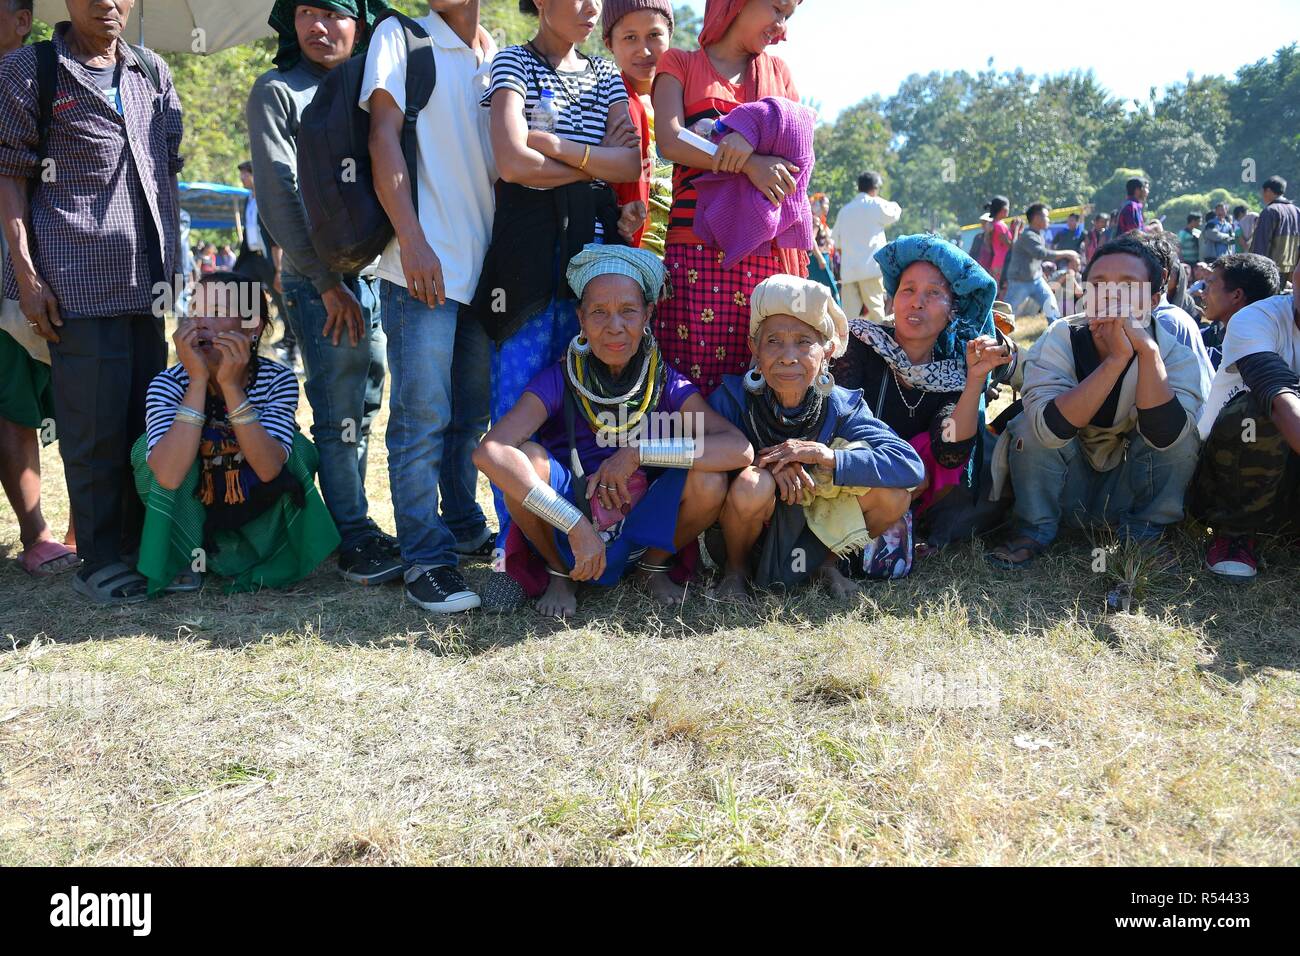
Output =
[{"x1": 179, "y1": 181, "x2": 249, "y2": 231}]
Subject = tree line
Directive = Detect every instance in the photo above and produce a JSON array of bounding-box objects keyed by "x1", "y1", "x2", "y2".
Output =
[{"x1": 814, "y1": 45, "x2": 1300, "y2": 235}]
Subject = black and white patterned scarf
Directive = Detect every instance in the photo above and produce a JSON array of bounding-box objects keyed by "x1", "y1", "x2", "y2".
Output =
[{"x1": 849, "y1": 319, "x2": 967, "y2": 394}]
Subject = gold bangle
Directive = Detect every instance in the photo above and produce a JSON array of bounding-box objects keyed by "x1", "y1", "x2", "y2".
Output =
[{"x1": 579, "y1": 144, "x2": 591, "y2": 172}]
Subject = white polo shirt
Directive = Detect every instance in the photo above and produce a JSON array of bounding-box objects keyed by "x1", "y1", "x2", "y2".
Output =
[{"x1": 360, "y1": 13, "x2": 497, "y2": 306}]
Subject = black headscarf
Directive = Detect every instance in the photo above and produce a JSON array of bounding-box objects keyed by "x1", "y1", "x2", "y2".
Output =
[{"x1": 268, "y1": 0, "x2": 392, "y2": 72}]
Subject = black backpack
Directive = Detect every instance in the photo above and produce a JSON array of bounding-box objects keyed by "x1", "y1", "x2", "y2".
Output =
[
  {"x1": 33, "y1": 39, "x2": 161, "y2": 189},
  {"x1": 297, "y1": 12, "x2": 436, "y2": 275}
]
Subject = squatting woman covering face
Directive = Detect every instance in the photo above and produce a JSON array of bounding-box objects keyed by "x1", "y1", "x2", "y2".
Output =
[
  {"x1": 136, "y1": 272, "x2": 339, "y2": 598},
  {"x1": 707, "y1": 275, "x2": 926, "y2": 603},
  {"x1": 473, "y1": 245, "x2": 753, "y2": 619}
]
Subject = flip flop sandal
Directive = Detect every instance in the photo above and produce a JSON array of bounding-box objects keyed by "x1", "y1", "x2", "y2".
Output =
[
  {"x1": 18, "y1": 540, "x2": 81, "y2": 577},
  {"x1": 986, "y1": 536, "x2": 1047, "y2": 570},
  {"x1": 71, "y1": 561, "x2": 150, "y2": 605}
]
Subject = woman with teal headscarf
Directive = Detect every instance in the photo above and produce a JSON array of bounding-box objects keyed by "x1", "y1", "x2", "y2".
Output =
[{"x1": 831, "y1": 234, "x2": 1016, "y2": 562}]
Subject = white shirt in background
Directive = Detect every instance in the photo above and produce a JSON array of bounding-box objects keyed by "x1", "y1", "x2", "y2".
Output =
[
  {"x1": 245, "y1": 194, "x2": 265, "y2": 255},
  {"x1": 832, "y1": 191, "x2": 902, "y2": 282},
  {"x1": 1198, "y1": 293, "x2": 1300, "y2": 439},
  {"x1": 359, "y1": 13, "x2": 497, "y2": 305}
]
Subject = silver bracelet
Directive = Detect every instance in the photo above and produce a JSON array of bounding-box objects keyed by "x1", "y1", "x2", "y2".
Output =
[
  {"x1": 523, "y1": 483, "x2": 583, "y2": 534},
  {"x1": 229, "y1": 410, "x2": 260, "y2": 427},
  {"x1": 637, "y1": 438, "x2": 696, "y2": 469},
  {"x1": 174, "y1": 406, "x2": 205, "y2": 427}
]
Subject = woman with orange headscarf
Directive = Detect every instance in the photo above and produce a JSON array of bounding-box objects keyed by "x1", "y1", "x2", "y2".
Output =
[{"x1": 651, "y1": 0, "x2": 806, "y2": 396}]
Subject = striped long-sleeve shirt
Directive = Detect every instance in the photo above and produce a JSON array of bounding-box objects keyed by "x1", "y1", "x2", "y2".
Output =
[{"x1": 145, "y1": 360, "x2": 300, "y2": 455}]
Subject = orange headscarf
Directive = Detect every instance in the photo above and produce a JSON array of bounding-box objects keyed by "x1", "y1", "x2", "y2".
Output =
[{"x1": 698, "y1": 0, "x2": 797, "y2": 48}]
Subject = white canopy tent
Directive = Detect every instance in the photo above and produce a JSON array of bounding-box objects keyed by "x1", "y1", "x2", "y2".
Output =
[{"x1": 34, "y1": 0, "x2": 275, "y2": 54}]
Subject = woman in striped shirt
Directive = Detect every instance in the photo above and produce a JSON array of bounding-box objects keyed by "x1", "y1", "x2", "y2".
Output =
[{"x1": 133, "y1": 272, "x2": 338, "y2": 595}]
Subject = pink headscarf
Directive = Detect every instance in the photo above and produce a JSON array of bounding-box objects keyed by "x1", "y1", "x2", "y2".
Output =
[{"x1": 698, "y1": 0, "x2": 798, "y2": 48}]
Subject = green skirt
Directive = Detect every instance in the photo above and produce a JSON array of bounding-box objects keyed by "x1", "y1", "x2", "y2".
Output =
[
  {"x1": 0, "y1": 328, "x2": 54, "y2": 430},
  {"x1": 131, "y1": 431, "x2": 341, "y2": 595}
]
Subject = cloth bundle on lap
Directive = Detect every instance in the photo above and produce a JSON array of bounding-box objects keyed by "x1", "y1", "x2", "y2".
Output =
[
  {"x1": 692, "y1": 97, "x2": 817, "y2": 269},
  {"x1": 798, "y1": 437, "x2": 874, "y2": 555},
  {"x1": 131, "y1": 431, "x2": 340, "y2": 594}
]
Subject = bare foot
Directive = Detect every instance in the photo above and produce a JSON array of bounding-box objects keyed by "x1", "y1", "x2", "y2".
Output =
[
  {"x1": 537, "y1": 575, "x2": 578, "y2": 618},
  {"x1": 818, "y1": 562, "x2": 861, "y2": 599},
  {"x1": 714, "y1": 570, "x2": 754, "y2": 605},
  {"x1": 640, "y1": 568, "x2": 685, "y2": 606}
]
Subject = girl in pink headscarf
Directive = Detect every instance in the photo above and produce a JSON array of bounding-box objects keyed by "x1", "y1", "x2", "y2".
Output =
[{"x1": 651, "y1": 0, "x2": 805, "y2": 396}]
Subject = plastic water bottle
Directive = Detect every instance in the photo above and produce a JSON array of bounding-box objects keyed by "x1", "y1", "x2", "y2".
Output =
[{"x1": 530, "y1": 89, "x2": 560, "y2": 133}]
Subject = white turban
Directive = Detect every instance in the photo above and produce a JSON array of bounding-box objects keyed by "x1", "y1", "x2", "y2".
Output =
[{"x1": 748, "y1": 274, "x2": 848, "y2": 358}]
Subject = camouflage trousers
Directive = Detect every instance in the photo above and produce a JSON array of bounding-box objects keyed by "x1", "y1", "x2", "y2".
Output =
[{"x1": 1190, "y1": 391, "x2": 1300, "y2": 535}]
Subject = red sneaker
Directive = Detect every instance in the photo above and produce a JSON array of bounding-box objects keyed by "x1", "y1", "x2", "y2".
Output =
[{"x1": 1206, "y1": 535, "x2": 1258, "y2": 579}]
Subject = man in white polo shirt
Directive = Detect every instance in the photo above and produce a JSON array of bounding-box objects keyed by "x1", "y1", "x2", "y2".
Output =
[
  {"x1": 832, "y1": 171, "x2": 901, "y2": 322},
  {"x1": 362, "y1": 0, "x2": 496, "y2": 613}
]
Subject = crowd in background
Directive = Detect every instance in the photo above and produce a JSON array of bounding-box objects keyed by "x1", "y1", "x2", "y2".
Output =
[{"x1": 1, "y1": 0, "x2": 1298, "y2": 620}]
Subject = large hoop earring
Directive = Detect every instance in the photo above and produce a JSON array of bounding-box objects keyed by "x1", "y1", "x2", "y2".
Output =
[
  {"x1": 814, "y1": 362, "x2": 834, "y2": 398},
  {"x1": 570, "y1": 333, "x2": 591, "y2": 356},
  {"x1": 743, "y1": 366, "x2": 766, "y2": 394}
]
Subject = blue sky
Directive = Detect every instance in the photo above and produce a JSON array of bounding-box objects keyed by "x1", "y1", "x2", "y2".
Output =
[{"x1": 681, "y1": 0, "x2": 1297, "y2": 122}]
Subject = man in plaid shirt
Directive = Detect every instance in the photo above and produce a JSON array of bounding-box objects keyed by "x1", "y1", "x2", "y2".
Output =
[{"x1": 0, "y1": 0, "x2": 183, "y2": 604}]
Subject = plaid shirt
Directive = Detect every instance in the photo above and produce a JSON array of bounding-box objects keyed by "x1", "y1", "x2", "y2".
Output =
[{"x1": 0, "y1": 24, "x2": 183, "y2": 317}]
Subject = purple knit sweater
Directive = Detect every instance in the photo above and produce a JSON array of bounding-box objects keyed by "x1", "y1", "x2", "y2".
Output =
[{"x1": 693, "y1": 97, "x2": 817, "y2": 269}]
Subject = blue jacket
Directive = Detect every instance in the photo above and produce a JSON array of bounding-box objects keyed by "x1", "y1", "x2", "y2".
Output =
[{"x1": 709, "y1": 376, "x2": 926, "y2": 489}]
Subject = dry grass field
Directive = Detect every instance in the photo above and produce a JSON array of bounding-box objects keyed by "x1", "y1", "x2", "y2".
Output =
[{"x1": 2, "y1": 316, "x2": 1298, "y2": 865}]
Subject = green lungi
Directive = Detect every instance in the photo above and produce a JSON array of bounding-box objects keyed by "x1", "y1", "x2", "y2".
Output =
[
  {"x1": 131, "y1": 430, "x2": 341, "y2": 595},
  {"x1": 0, "y1": 328, "x2": 54, "y2": 431}
]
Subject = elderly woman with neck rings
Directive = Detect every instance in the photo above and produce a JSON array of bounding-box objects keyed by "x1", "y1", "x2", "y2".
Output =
[
  {"x1": 708, "y1": 275, "x2": 927, "y2": 602},
  {"x1": 473, "y1": 245, "x2": 753, "y2": 618}
]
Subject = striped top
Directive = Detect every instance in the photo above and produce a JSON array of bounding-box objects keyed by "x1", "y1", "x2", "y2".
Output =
[
  {"x1": 482, "y1": 45, "x2": 627, "y2": 240},
  {"x1": 145, "y1": 359, "x2": 299, "y2": 454}
]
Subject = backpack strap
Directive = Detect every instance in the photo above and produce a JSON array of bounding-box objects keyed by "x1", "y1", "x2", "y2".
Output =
[
  {"x1": 34, "y1": 40, "x2": 57, "y2": 168},
  {"x1": 129, "y1": 43, "x2": 163, "y2": 94},
  {"x1": 388, "y1": 12, "x2": 436, "y2": 216}
]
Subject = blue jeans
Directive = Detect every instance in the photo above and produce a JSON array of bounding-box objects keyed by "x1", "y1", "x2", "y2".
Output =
[
  {"x1": 1006, "y1": 275, "x2": 1061, "y2": 321},
  {"x1": 1007, "y1": 419, "x2": 1199, "y2": 546},
  {"x1": 380, "y1": 282, "x2": 491, "y2": 568},
  {"x1": 281, "y1": 274, "x2": 386, "y2": 549},
  {"x1": 489, "y1": 297, "x2": 580, "y2": 549}
]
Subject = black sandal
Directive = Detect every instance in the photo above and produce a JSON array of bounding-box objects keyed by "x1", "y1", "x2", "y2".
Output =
[{"x1": 71, "y1": 561, "x2": 150, "y2": 605}]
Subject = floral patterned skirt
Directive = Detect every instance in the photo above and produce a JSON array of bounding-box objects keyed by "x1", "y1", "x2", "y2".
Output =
[{"x1": 653, "y1": 242, "x2": 807, "y2": 396}]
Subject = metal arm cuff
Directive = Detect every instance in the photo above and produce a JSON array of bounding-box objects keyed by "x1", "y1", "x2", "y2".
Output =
[
  {"x1": 523, "y1": 483, "x2": 583, "y2": 534},
  {"x1": 637, "y1": 438, "x2": 697, "y2": 469}
]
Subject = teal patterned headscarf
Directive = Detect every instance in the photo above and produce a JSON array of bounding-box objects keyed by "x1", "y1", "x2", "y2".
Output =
[
  {"x1": 269, "y1": 0, "x2": 392, "y2": 71},
  {"x1": 873, "y1": 233, "x2": 996, "y2": 361}
]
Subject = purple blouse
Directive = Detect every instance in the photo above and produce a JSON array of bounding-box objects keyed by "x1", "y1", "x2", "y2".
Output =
[{"x1": 525, "y1": 361, "x2": 699, "y2": 475}]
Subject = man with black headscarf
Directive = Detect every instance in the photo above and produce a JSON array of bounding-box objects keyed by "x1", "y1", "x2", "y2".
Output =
[{"x1": 246, "y1": 0, "x2": 403, "y2": 585}]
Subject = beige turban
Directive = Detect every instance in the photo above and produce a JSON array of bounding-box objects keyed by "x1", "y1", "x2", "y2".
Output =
[{"x1": 748, "y1": 274, "x2": 848, "y2": 358}]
